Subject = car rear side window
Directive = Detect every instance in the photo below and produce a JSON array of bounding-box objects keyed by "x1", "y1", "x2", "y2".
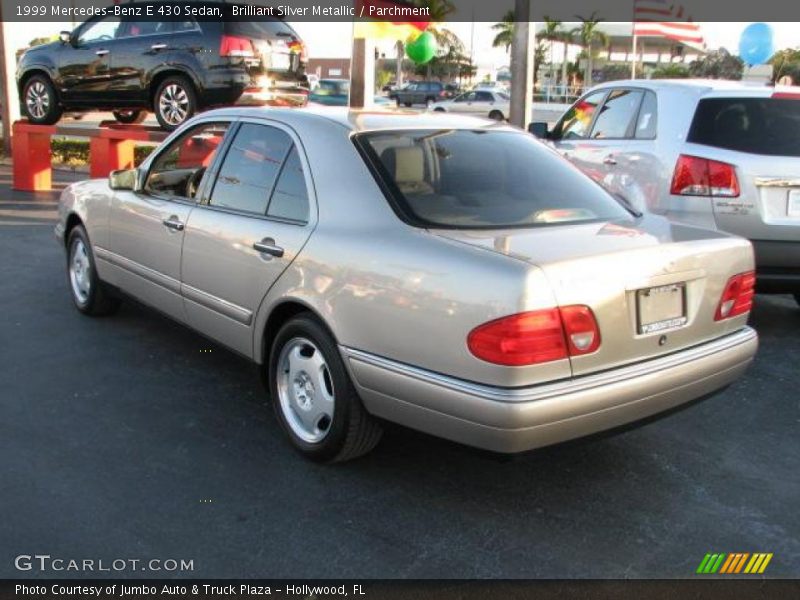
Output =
[
  {"x1": 635, "y1": 91, "x2": 658, "y2": 139},
  {"x1": 267, "y1": 146, "x2": 310, "y2": 222},
  {"x1": 209, "y1": 123, "x2": 293, "y2": 215},
  {"x1": 688, "y1": 97, "x2": 800, "y2": 156},
  {"x1": 589, "y1": 89, "x2": 644, "y2": 139},
  {"x1": 357, "y1": 129, "x2": 631, "y2": 229}
]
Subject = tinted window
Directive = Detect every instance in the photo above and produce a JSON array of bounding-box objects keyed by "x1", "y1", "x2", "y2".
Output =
[
  {"x1": 558, "y1": 91, "x2": 606, "y2": 140},
  {"x1": 209, "y1": 124, "x2": 292, "y2": 214},
  {"x1": 120, "y1": 20, "x2": 171, "y2": 37},
  {"x1": 78, "y1": 16, "x2": 121, "y2": 44},
  {"x1": 268, "y1": 146, "x2": 310, "y2": 222},
  {"x1": 145, "y1": 122, "x2": 229, "y2": 199},
  {"x1": 223, "y1": 18, "x2": 296, "y2": 39},
  {"x1": 688, "y1": 97, "x2": 800, "y2": 156},
  {"x1": 475, "y1": 92, "x2": 494, "y2": 102},
  {"x1": 635, "y1": 91, "x2": 658, "y2": 139},
  {"x1": 359, "y1": 129, "x2": 630, "y2": 229},
  {"x1": 590, "y1": 89, "x2": 643, "y2": 139}
]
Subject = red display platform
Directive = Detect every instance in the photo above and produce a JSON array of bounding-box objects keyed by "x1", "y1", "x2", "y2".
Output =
[{"x1": 12, "y1": 120, "x2": 168, "y2": 191}]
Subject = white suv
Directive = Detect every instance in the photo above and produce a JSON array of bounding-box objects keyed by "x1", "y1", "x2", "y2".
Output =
[{"x1": 532, "y1": 79, "x2": 800, "y2": 305}]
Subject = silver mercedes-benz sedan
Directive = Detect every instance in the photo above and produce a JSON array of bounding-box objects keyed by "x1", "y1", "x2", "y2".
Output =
[{"x1": 55, "y1": 107, "x2": 758, "y2": 462}]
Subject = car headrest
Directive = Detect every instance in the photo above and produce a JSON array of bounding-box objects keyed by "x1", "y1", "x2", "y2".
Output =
[{"x1": 382, "y1": 146, "x2": 425, "y2": 183}]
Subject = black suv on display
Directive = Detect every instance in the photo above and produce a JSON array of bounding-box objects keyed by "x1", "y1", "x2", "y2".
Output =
[
  {"x1": 393, "y1": 81, "x2": 448, "y2": 107},
  {"x1": 16, "y1": 2, "x2": 308, "y2": 130}
]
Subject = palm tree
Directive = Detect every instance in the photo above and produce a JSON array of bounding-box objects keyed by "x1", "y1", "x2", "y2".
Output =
[
  {"x1": 540, "y1": 17, "x2": 562, "y2": 92},
  {"x1": 571, "y1": 12, "x2": 608, "y2": 88},
  {"x1": 491, "y1": 10, "x2": 514, "y2": 54}
]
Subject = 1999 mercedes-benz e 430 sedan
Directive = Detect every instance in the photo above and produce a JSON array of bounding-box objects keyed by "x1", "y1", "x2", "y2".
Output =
[{"x1": 55, "y1": 107, "x2": 759, "y2": 462}]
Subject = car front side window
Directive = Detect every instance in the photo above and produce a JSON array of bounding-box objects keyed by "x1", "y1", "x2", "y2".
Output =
[
  {"x1": 77, "y1": 16, "x2": 122, "y2": 45},
  {"x1": 554, "y1": 90, "x2": 606, "y2": 140},
  {"x1": 144, "y1": 122, "x2": 229, "y2": 200}
]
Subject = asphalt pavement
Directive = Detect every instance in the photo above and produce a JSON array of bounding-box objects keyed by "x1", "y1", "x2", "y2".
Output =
[{"x1": 1, "y1": 167, "x2": 798, "y2": 579}]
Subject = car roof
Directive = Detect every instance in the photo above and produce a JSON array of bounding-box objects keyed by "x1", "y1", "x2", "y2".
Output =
[
  {"x1": 589, "y1": 78, "x2": 800, "y2": 98},
  {"x1": 203, "y1": 106, "x2": 512, "y2": 133}
]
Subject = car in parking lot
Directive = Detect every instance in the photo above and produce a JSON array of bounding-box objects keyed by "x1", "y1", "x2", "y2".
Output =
[
  {"x1": 429, "y1": 89, "x2": 510, "y2": 120},
  {"x1": 55, "y1": 107, "x2": 758, "y2": 462},
  {"x1": 531, "y1": 79, "x2": 800, "y2": 305},
  {"x1": 16, "y1": 1, "x2": 308, "y2": 130},
  {"x1": 394, "y1": 81, "x2": 448, "y2": 106}
]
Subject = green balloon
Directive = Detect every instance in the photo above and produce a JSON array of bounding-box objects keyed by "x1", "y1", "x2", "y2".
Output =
[{"x1": 405, "y1": 31, "x2": 437, "y2": 65}]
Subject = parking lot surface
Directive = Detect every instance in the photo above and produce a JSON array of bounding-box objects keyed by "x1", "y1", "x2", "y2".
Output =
[{"x1": 1, "y1": 168, "x2": 798, "y2": 578}]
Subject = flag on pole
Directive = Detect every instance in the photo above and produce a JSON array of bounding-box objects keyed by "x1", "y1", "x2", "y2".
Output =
[
  {"x1": 633, "y1": 0, "x2": 704, "y2": 47},
  {"x1": 353, "y1": 0, "x2": 430, "y2": 40}
]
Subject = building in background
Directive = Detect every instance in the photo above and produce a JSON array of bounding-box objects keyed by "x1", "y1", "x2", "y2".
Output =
[{"x1": 306, "y1": 58, "x2": 351, "y2": 80}]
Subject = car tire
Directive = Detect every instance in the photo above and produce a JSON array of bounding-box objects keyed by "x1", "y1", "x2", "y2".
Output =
[
  {"x1": 403, "y1": 102, "x2": 412, "y2": 107},
  {"x1": 433, "y1": 107, "x2": 446, "y2": 112},
  {"x1": 269, "y1": 314, "x2": 383, "y2": 462},
  {"x1": 112, "y1": 109, "x2": 147, "y2": 124},
  {"x1": 22, "y1": 74, "x2": 63, "y2": 125},
  {"x1": 489, "y1": 110, "x2": 505, "y2": 121},
  {"x1": 153, "y1": 76, "x2": 197, "y2": 131},
  {"x1": 66, "y1": 225, "x2": 121, "y2": 316}
]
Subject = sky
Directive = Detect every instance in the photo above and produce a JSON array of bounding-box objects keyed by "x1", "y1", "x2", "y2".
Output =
[{"x1": 6, "y1": 21, "x2": 800, "y2": 77}]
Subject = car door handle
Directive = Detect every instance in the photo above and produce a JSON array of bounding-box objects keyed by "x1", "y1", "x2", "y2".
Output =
[
  {"x1": 162, "y1": 216, "x2": 185, "y2": 231},
  {"x1": 253, "y1": 239, "x2": 284, "y2": 258},
  {"x1": 603, "y1": 155, "x2": 618, "y2": 166},
  {"x1": 95, "y1": 49, "x2": 109, "y2": 56},
  {"x1": 150, "y1": 43, "x2": 167, "y2": 51}
]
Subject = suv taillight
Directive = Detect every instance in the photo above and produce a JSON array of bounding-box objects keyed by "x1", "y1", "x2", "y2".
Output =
[
  {"x1": 670, "y1": 154, "x2": 740, "y2": 197},
  {"x1": 715, "y1": 271, "x2": 755, "y2": 321},
  {"x1": 467, "y1": 306, "x2": 600, "y2": 366},
  {"x1": 288, "y1": 39, "x2": 306, "y2": 61},
  {"x1": 220, "y1": 34, "x2": 255, "y2": 58}
]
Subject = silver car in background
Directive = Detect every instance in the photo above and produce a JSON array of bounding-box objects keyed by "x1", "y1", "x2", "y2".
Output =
[
  {"x1": 55, "y1": 107, "x2": 758, "y2": 462},
  {"x1": 429, "y1": 89, "x2": 510, "y2": 121},
  {"x1": 532, "y1": 79, "x2": 800, "y2": 306}
]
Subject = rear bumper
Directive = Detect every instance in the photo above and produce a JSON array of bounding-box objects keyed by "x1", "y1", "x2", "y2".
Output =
[{"x1": 342, "y1": 327, "x2": 758, "y2": 453}]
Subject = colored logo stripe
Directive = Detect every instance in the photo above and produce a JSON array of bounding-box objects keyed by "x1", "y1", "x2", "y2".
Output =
[{"x1": 697, "y1": 553, "x2": 773, "y2": 574}]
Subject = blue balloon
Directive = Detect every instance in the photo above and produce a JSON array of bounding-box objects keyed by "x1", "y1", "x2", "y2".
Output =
[{"x1": 739, "y1": 23, "x2": 774, "y2": 65}]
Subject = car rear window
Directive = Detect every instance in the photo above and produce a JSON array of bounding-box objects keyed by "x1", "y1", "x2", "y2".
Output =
[
  {"x1": 688, "y1": 97, "x2": 800, "y2": 156},
  {"x1": 356, "y1": 129, "x2": 631, "y2": 229},
  {"x1": 224, "y1": 18, "x2": 296, "y2": 39}
]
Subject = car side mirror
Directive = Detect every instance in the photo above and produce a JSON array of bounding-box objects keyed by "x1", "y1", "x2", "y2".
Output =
[
  {"x1": 109, "y1": 169, "x2": 137, "y2": 191},
  {"x1": 528, "y1": 121, "x2": 549, "y2": 139},
  {"x1": 59, "y1": 31, "x2": 71, "y2": 44}
]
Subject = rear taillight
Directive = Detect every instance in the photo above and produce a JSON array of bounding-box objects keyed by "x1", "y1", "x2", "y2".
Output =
[
  {"x1": 288, "y1": 39, "x2": 306, "y2": 61},
  {"x1": 220, "y1": 34, "x2": 255, "y2": 58},
  {"x1": 467, "y1": 306, "x2": 600, "y2": 366},
  {"x1": 439, "y1": 90, "x2": 447, "y2": 97},
  {"x1": 670, "y1": 154, "x2": 740, "y2": 198},
  {"x1": 715, "y1": 271, "x2": 755, "y2": 321}
]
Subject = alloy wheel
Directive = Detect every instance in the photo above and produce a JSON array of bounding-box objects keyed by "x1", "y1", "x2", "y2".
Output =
[
  {"x1": 25, "y1": 81, "x2": 50, "y2": 120},
  {"x1": 69, "y1": 238, "x2": 91, "y2": 305},
  {"x1": 276, "y1": 337, "x2": 336, "y2": 444},
  {"x1": 158, "y1": 84, "x2": 189, "y2": 127}
]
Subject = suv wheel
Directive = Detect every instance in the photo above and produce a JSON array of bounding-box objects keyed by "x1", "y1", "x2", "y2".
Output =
[
  {"x1": 154, "y1": 76, "x2": 197, "y2": 131},
  {"x1": 489, "y1": 110, "x2": 505, "y2": 121},
  {"x1": 112, "y1": 109, "x2": 147, "y2": 124},
  {"x1": 269, "y1": 314, "x2": 382, "y2": 462},
  {"x1": 23, "y1": 74, "x2": 63, "y2": 125}
]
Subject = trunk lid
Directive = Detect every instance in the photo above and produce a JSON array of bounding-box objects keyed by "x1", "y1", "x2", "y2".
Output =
[{"x1": 433, "y1": 216, "x2": 753, "y2": 376}]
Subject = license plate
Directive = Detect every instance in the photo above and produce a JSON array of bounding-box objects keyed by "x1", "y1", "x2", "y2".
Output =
[
  {"x1": 270, "y1": 53, "x2": 291, "y2": 71},
  {"x1": 637, "y1": 283, "x2": 687, "y2": 334},
  {"x1": 788, "y1": 190, "x2": 800, "y2": 217}
]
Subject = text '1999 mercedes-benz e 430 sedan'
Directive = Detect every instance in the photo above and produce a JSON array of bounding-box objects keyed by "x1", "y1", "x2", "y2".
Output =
[{"x1": 55, "y1": 107, "x2": 759, "y2": 462}]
